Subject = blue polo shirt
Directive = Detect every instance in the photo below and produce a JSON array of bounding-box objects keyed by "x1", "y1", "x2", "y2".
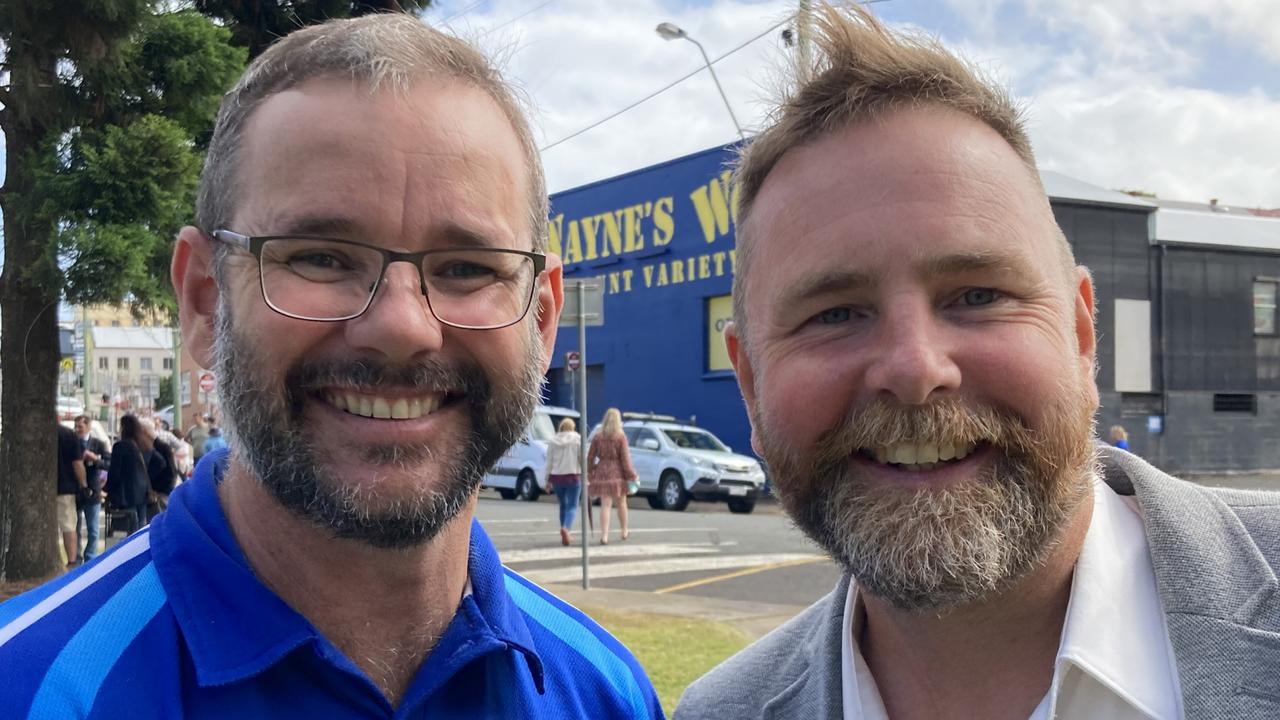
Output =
[{"x1": 0, "y1": 449, "x2": 663, "y2": 719}]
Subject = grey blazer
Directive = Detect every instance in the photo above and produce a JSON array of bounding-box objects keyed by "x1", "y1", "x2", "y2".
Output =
[{"x1": 674, "y1": 445, "x2": 1280, "y2": 720}]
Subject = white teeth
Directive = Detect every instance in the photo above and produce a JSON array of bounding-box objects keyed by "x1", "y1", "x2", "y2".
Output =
[
  {"x1": 868, "y1": 441, "x2": 982, "y2": 467},
  {"x1": 391, "y1": 398, "x2": 410, "y2": 419},
  {"x1": 324, "y1": 391, "x2": 442, "y2": 420}
]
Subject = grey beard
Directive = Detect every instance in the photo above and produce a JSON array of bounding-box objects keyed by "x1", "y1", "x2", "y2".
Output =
[
  {"x1": 212, "y1": 299, "x2": 544, "y2": 549},
  {"x1": 759, "y1": 395, "x2": 1095, "y2": 614}
]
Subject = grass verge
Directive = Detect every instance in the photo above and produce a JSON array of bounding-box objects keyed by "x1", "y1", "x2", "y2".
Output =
[{"x1": 579, "y1": 604, "x2": 750, "y2": 717}]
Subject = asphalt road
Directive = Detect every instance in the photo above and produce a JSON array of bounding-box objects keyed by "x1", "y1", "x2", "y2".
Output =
[{"x1": 475, "y1": 489, "x2": 844, "y2": 610}]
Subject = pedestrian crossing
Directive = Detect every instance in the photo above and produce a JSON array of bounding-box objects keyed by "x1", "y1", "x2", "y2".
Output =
[{"x1": 481, "y1": 510, "x2": 826, "y2": 587}]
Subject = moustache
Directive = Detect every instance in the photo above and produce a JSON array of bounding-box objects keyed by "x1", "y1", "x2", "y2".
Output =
[
  {"x1": 810, "y1": 397, "x2": 1047, "y2": 470},
  {"x1": 281, "y1": 358, "x2": 492, "y2": 408}
]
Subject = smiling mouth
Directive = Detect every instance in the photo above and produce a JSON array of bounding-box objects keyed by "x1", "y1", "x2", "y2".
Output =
[
  {"x1": 318, "y1": 389, "x2": 459, "y2": 420},
  {"x1": 857, "y1": 441, "x2": 986, "y2": 471}
]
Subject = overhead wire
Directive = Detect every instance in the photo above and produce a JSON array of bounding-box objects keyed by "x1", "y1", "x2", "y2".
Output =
[
  {"x1": 539, "y1": 18, "x2": 788, "y2": 152},
  {"x1": 539, "y1": 0, "x2": 894, "y2": 152},
  {"x1": 479, "y1": 0, "x2": 558, "y2": 37}
]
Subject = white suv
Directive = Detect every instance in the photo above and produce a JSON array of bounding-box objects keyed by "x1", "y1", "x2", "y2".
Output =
[
  {"x1": 482, "y1": 405, "x2": 580, "y2": 501},
  {"x1": 621, "y1": 416, "x2": 766, "y2": 514}
]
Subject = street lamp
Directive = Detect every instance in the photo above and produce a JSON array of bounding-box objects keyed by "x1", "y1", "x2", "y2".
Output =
[{"x1": 655, "y1": 21, "x2": 746, "y2": 142}]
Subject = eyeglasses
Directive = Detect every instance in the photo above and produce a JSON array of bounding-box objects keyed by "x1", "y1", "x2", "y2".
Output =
[{"x1": 211, "y1": 230, "x2": 546, "y2": 329}]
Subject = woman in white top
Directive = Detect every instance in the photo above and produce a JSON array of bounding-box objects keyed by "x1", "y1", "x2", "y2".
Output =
[{"x1": 543, "y1": 418, "x2": 583, "y2": 546}]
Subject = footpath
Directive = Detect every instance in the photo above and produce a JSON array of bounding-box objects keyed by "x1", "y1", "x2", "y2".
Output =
[{"x1": 544, "y1": 581, "x2": 808, "y2": 642}]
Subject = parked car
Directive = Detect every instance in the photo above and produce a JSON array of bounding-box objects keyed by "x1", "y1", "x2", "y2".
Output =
[
  {"x1": 618, "y1": 414, "x2": 766, "y2": 514},
  {"x1": 482, "y1": 405, "x2": 580, "y2": 501},
  {"x1": 56, "y1": 396, "x2": 85, "y2": 421}
]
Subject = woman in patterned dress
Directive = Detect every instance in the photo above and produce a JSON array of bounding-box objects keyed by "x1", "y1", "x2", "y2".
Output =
[{"x1": 587, "y1": 408, "x2": 638, "y2": 544}]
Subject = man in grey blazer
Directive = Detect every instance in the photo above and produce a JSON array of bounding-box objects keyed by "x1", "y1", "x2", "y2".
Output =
[{"x1": 677, "y1": 4, "x2": 1280, "y2": 720}]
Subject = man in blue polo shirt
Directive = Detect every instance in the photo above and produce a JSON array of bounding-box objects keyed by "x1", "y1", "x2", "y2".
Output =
[{"x1": 0, "y1": 14, "x2": 662, "y2": 720}]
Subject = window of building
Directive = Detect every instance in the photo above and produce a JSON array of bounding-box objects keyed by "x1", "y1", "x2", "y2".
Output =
[
  {"x1": 98, "y1": 357, "x2": 109, "y2": 370},
  {"x1": 117, "y1": 357, "x2": 129, "y2": 370},
  {"x1": 141, "y1": 357, "x2": 153, "y2": 371},
  {"x1": 111, "y1": 320, "x2": 121, "y2": 327},
  {"x1": 1255, "y1": 280, "x2": 1277, "y2": 335},
  {"x1": 163, "y1": 357, "x2": 174, "y2": 370},
  {"x1": 1213, "y1": 393, "x2": 1256, "y2": 414}
]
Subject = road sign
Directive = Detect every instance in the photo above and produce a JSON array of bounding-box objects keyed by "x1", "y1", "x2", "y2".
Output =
[
  {"x1": 60, "y1": 358, "x2": 74, "y2": 371},
  {"x1": 198, "y1": 372, "x2": 216, "y2": 393},
  {"x1": 559, "y1": 278, "x2": 604, "y2": 327},
  {"x1": 566, "y1": 351, "x2": 581, "y2": 371}
]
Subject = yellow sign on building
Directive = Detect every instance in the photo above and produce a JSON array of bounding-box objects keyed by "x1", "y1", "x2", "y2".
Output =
[{"x1": 706, "y1": 294, "x2": 734, "y2": 372}]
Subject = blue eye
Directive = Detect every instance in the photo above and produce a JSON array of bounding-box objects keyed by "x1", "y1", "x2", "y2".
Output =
[
  {"x1": 960, "y1": 288, "x2": 998, "y2": 306},
  {"x1": 815, "y1": 307, "x2": 852, "y2": 324}
]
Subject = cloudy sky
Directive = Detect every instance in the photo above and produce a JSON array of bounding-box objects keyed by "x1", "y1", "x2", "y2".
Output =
[{"x1": 436, "y1": 0, "x2": 1279, "y2": 208}]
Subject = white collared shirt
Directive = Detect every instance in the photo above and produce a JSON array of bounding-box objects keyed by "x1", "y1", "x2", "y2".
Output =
[{"x1": 841, "y1": 475, "x2": 1183, "y2": 719}]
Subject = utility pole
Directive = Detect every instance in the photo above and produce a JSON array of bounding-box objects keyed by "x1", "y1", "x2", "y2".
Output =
[{"x1": 797, "y1": 0, "x2": 813, "y2": 82}]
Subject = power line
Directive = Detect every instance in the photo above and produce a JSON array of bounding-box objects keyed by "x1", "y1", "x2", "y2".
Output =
[
  {"x1": 438, "y1": 0, "x2": 487, "y2": 26},
  {"x1": 540, "y1": 16, "x2": 787, "y2": 152},
  {"x1": 480, "y1": 0, "x2": 557, "y2": 37},
  {"x1": 538, "y1": 0, "x2": 895, "y2": 153}
]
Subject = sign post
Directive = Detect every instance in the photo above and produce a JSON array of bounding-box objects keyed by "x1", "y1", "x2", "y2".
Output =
[{"x1": 559, "y1": 277, "x2": 604, "y2": 589}]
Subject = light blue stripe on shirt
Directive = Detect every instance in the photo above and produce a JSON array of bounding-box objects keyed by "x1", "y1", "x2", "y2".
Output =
[
  {"x1": 27, "y1": 562, "x2": 167, "y2": 720},
  {"x1": 502, "y1": 572, "x2": 648, "y2": 719}
]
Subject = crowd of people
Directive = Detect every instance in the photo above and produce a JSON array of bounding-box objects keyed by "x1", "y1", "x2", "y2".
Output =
[{"x1": 55, "y1": 411, "x2": 226, "y2": 566}]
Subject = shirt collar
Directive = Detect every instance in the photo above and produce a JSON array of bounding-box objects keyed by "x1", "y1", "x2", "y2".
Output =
[
  {"x1": 1050, "y1": 474, "x2": 1181, "y2": 719},
  {"x1": 151, "y1": 448, "x2": 545, "y2": 692}
]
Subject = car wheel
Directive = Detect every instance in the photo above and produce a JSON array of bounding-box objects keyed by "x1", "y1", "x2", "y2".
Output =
[
  {"x1": 646, "y1": 494, "x2": 663, "y2": 510},
  {"x1": 498, "y1": 488, "x2": 517, "y2": 500},
  {"x1": 659, "y1": 471, "x2": 689, "y2": 511},
  {"x1": 517, "y1": 469, "x2": 540, "y2": 501},
  {"x1": 727, "y1": 498, "x2": 756, "y2": 514}
]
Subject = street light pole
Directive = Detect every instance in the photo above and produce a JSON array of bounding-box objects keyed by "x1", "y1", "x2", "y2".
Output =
[{"x1": 655, "y1": 22, "x2": 746, "y2": 142}]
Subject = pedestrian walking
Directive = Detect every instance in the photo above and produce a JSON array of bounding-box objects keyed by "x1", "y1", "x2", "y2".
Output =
[
  {"x1": 202, "y1": 425, "x2": 227, "y2": 454},
  {"x1": 185, "y1": 412, "x2": 209, "y2": 463},
  {"x1": 543, "y1": 418, "x2": 583, "y2": 546},
  {"x1": 588, "y1": 408, "x2": 638, "y2": 545},
  {"x1": 73, "y1": 415, "x2": 110, "y2": 563},
  {"x1": 105, "y1": 414, "x2": 156, "y2": 534}
]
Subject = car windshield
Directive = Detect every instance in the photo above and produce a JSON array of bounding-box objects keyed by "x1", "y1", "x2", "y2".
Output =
[
  {"x1": 529, "y1": 412, "x2": 557, "y2": 442},
  {"x1": 662, "y1": 429, "x2": 727, "y2": 452}
]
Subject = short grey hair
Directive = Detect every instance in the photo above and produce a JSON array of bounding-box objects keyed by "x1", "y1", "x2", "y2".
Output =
[
  {"x1": 732, "y1": 2, "x2": 1071, "y2": 347},
  {"x1": 196, "y1": 13, "x2": 547, "y2": 257}
]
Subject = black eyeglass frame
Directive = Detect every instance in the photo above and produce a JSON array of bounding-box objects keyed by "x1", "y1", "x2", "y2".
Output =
[{"x1": 210, "y1": 229, "x2": 547, "y2": 329}]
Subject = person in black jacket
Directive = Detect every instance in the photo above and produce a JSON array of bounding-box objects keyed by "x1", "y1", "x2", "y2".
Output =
[
  {"x1": 73, "y1": 415, "x2": 110, "y2": 562},
  {"x1": 106, "y1": 414, "x2": 160, "y2": 534}
]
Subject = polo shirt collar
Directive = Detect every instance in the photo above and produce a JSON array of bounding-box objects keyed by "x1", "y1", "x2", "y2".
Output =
[{"x1": 151, "y1": 449, "x2": 545, "y2": 693}]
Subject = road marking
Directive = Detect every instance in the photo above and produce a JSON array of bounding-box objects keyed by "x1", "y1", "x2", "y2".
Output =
[
  {"x1": 653, "y1": 556, "x2": 829, "y2": 594},
  {"x1": 501, "y1": 542, "x2": 736, "y2": 564},
  {"x1": 484, "y1": 526, "x2": 721, "y2": 538},
  {"x1": 516, "y1": 553, "x2": 823, "y2": 585},
  {"x1": 478, "y1": 518, "x2": 550, "y2": 525}
]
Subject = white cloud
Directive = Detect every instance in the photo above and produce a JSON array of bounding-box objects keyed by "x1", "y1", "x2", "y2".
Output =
[{"x1": 441, "y1": 0, "x2": 1279, "y2": 206}]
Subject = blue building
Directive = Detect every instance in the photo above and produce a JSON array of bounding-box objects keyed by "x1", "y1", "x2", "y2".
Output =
[{"x1": 545, "y1": 143, "x2": 1280, "y2": 473}]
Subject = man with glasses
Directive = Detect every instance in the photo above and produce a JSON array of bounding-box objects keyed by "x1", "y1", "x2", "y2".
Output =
[{"x1": 0, "y1": 15, "x2": 662, "y2": 719}]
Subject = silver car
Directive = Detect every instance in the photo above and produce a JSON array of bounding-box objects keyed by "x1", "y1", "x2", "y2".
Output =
[{"x1": 621, "y1": 417, "x2": 766, "y2": 514}]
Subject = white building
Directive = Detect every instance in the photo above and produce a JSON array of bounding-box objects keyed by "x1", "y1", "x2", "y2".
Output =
[{"x1": 89, "y1": 326, "x2": 177, "y2": 415}]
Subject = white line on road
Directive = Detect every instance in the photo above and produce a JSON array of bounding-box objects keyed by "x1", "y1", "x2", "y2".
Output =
[
  {"x1": 500, "y1": 542, "x2": 737, "y2": 564},
  {"x1": 484, "y1": 526, "x2": 722, "y2": 538},
  {"x1": 477, "y1": 518, "x2": 550, "y2": 525},
  {"x1": 516, "y1": 553, "x2": 824, "y2": 585}
]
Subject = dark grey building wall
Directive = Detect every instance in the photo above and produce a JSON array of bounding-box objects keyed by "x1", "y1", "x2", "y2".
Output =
[
  {"x1": 1162, "y1": 247, "x2": 1280, "y2": 392},
  {"x1": 1051, "y1": 203, "x2": 1154, "y2": 394}
]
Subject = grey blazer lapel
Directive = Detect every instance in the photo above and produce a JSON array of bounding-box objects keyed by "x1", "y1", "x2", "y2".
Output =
[
  {"x1": 1099, "y1": 446, "x2": 1280, "y2": 717},
  {"x1": 762, "y1": 574, "x2": 851, "y2": 720}
]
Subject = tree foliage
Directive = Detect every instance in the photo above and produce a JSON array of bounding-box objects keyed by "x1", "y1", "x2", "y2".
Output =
[{"x1": 196, "y1": 0, "x2": 434, "y2": 58}]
